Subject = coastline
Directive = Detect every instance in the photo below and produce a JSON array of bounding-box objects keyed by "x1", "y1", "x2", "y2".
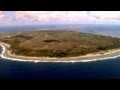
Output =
[{"x1": 1, "y1": 42, "x2": 120, "y2": 63}]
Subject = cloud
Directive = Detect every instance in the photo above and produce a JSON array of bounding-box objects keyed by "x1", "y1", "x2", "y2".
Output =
[
  {"x1": 14, "y1": 11, "x2": 90, "y2": 22},
  {"x1": 14, "y1": 11, "x2": 52, "y2": 22},
  {"x1": 89, "y1": 11, "x2": 120, "y2": 22},
  {"x1": 65, "y1": 11, "x2": 89, "y2": 21},
  {"x1": 9, "y1": 11, "x2": 120, "y2": 24},
  {"x1": 0, "y1": 11, "x2": 4, "y2": 17},
  {"x1": 0, "y1": 11, "x2": 5, "y2": 23}
]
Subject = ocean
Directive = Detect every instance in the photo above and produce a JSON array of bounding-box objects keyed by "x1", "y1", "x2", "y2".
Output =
[
  {"x1": 1, "y1": 24, "x2": 120, "y2": 37},
  {"x1": 1, "y1": 52, "x2": 120, "y2": 79},
  {"x1": 1, "y1": 24, "x2": 120, "y2": 79}
]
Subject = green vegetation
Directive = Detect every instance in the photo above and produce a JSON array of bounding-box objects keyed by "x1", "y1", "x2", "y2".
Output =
[{"x1": 0, "y1": 30, "x2": 120, "y2": 57}]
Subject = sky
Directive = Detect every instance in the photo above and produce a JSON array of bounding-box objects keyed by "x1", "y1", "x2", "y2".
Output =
[{"x1": 0, "y1": 11, "x2": 120, "y2": 25}]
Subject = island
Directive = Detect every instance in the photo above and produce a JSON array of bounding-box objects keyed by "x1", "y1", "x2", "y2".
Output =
[{"x1": 0, "y1": 30, "x2": 120, "y2": 62}]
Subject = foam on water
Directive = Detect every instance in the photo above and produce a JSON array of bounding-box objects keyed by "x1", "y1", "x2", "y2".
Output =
[{"x1": 0, "y1": 44, "x2": 120, "y2": 63}]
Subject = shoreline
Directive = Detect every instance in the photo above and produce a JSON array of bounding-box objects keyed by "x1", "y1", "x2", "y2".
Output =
[{"x1": 0, "y1": 42, "x2": 120, "y2": 63}]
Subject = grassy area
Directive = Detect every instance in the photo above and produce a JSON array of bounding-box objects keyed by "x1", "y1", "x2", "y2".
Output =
[{"x1": 0, "y1": 30, "x2": 120, "y2": 57}]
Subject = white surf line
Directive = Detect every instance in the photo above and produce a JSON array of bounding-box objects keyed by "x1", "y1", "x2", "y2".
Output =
[{"x1": 0, "y1": 43, "x2": 120, "y2": 63}]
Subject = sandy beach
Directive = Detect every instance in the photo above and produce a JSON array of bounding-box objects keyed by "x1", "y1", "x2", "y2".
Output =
[{"x1": 1, "y1": 42, "x2": 120, "y2": 62}]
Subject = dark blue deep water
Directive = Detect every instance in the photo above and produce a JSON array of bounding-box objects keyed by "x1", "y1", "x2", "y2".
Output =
[{"x1": 1, "y1": 46, "x2": 120, "y2": 79}]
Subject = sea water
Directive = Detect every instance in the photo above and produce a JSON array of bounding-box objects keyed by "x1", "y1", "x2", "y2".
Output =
[{"x1": 1, "y1": 46, "x2": 120, "y2": 79}]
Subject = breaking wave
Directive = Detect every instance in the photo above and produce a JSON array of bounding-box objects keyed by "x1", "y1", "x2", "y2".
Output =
[{"x1": 0, "y1": 44, "x2": 120, "y2": 63}]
